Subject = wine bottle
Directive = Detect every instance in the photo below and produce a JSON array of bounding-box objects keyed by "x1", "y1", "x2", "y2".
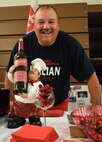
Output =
[
  {"x1": 68, "y1": 86, "x2": 77, "y2": 113},
  {"x1": 13, "y1": 38, "x2": 28, "y2": 94}
]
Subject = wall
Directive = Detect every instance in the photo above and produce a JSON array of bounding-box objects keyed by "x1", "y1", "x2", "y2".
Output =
[{"x1": 0, "y1": 0, "x2": 102, "y2": 7}]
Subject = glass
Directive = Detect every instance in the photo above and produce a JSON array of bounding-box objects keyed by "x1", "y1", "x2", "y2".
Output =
[
  {"x1": 71, "y1": 106, "x2": 102, "y2": 142},
  {"x1": 35, "y1": 85, "x2": 55, "y2": 126}
]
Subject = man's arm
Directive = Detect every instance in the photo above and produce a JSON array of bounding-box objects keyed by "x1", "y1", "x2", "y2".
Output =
[
  {"x1": 87, "y1": 72, "x2": 101, "y2": 105},
  {"x1": 4, "y1": 72, "x2": 14, "y2": 101}
]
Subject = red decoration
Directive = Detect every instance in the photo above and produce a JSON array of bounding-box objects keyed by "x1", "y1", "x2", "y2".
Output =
[{"x1": 26, "y1": 0, "x2": 39, "y2": 34}]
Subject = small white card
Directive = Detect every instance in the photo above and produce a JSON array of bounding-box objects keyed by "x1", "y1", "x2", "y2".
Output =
[{"x1": 71, "y1": 85, "x2": 91, "y2": 108}]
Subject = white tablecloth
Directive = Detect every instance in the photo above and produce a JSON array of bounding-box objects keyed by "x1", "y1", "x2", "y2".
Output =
[{"x1": 0, "y1": 112, "x2": 90, "y2": 142}]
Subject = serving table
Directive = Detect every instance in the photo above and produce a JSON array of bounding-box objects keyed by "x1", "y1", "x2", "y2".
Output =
[{"x1": 0, "y1": 112, "x2": 92, "y2": 142}]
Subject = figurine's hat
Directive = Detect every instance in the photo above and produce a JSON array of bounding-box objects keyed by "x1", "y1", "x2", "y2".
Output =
[{"x1": 31, "y1": 58, "x2": 47, "y2": 73}]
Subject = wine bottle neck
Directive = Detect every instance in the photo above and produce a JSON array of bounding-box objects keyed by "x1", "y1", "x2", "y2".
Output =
[{"x1": 18, "y1": 39, "x2": 24, "y2": 52}]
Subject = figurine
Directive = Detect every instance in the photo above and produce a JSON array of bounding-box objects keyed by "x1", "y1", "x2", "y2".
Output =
[{"x1": 7, "y1": 58, "x2": 47, "y2": 128}]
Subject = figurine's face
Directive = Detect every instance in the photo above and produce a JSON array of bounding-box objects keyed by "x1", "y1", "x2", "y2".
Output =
[{"x1": 28, "y1": 68, "x2": 40, "y2": 82}]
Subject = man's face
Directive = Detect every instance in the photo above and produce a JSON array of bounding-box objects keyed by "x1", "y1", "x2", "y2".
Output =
[
  {"x1": 28, "y1": 68, "x2": 40, "y2": 82},
  {"x1": 34, "y1": 7, "x2": 59, "y2": 46}
]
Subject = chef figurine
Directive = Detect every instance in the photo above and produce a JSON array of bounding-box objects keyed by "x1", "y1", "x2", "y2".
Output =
[{"x1": 7, "y1": 58, "x2": 47, "y2": 129}]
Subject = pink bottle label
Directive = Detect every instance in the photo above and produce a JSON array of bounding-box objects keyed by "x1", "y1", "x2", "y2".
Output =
[
  {"x1": 14, "y1": 58, "x2": 27, "y2": 67},
  {"x1": 14, "y1": 71, "x2": 27, "y2": 83}
]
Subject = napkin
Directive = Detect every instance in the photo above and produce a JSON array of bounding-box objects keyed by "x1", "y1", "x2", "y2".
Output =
[
  {"x1": 11, "y1": 124, "x2": 58, "y2": 142},
  {"x1": 10, "y1": 138, "x2": 16, "y2": 142},
  {"x1": 38, "y1": 109, "x2": 64, "y2": 117},
  {"x1": 64, "y1": 140, "x2": 93, "y2": 142}
]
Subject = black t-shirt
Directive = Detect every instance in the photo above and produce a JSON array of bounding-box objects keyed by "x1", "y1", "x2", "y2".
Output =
[{"x1": 6, "y1": 31, "x2": 94, "y2": 105}]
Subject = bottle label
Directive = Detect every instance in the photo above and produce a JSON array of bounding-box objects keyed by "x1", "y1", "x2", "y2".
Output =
[
  {"x1": 14, "y1": 58, "x2": 27, "y2": 67},
  {"x1": 14, "y1": 71, "x2": 27, "y2": 83},
  {"x1": 69, "y1": 97, "x2": 76, "y2": 102}
]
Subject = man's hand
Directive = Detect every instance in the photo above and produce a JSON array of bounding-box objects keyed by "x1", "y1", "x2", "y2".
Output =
[{"x1": 18, "y1": 92, "x2": 28, "y2": 98}]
